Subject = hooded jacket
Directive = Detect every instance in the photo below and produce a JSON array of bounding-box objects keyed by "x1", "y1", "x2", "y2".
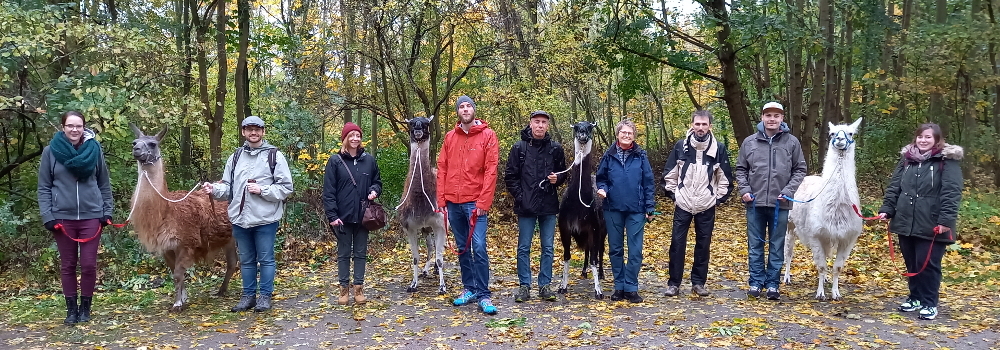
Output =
[
  {"x1": 210, "y1": 140, "x2": 294, "y2": 228},
  {"x1": 879, "y1": 144, "x2": 964, "y2": 243},
  {"x1": 37, "y1": 129, "x2": 114, "y2": 223},
  {"x1": 663, "y1": 130, "x2": 734, "y2": 214},
  {"x1": 504, "y1": 126, "x2": 568, "y2": 216},
  {"x1": 436, "y1": 119, "x2": 500, "y2": 211},
  {"x1": 323, "y1": 148, "x2": 383, "y2": 225},
  {"x1": 735, "y1": 121, "x2": 808, "y2": 210},
  {"x1": 596, "y1": 142, "x2": 656, "y2": 214}
]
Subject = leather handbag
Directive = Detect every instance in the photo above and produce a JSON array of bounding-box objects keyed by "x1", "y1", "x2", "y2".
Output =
[{"x1": 336, "y1": 154, "x2": 387, "y2": 231}]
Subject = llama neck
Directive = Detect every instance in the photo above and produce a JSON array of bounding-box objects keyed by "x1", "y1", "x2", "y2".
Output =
[
  {"x1": 403, "y1": 140, "x2": 435, "y2": 205},
  {"x1": 570, "y1": 140, "x2": 594, "y2": 199},
  {"x1": 137, "y1": 161, "x2": 168, "y2": 194},
  {"x1": 821, "y1": 146, "x2": 856, "y2": 184},
  {"x1": 131, "y1": 160, "x2": 170, "y2": 232},
  {"x1": 572, "y1": 139, "x2": 593, "y2": 167}
]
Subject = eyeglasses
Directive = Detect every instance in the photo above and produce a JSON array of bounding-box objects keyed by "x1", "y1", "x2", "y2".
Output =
[
  {"x1": 64, "y1": 124, "x2": 84, "y2": 130},
  {"x1": 618, "y1": 130, "x2": 634, "y2": 136}
]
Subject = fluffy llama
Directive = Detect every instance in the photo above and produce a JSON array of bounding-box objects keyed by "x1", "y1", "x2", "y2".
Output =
[
  {"x1": 557, "y1": 121, "x2": 607, "y2": 299},
  {"x1": 783, "y1": 118, "x2": 863, "y2": 300},
  {"x1": 395, "y1": 117, "x2": 447, "y2": 294},
  {"x1": 130, "y1": 125, "x2": 238, "y2": 311}
]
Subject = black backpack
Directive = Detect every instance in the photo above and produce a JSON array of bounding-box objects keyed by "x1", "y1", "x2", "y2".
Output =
[{"x1": 227, "y1": 147, "x2": 278, "y2": 200}]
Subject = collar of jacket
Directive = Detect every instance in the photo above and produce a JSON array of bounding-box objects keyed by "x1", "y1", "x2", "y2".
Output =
[
  {"x1": 754, "y1": 121, "x2": 791, "y2": 141},
  {"x1": 520, "y1": 126, "x2": 551, "y2": 147},
  {"x1": 684, "y1": 129, "x2": 718, "y2": 159},
  {"x1": 453, "y1": 119, "x2": 489, "y2": 134}
]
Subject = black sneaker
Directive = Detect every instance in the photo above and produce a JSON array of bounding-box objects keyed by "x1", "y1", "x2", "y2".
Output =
[
  {"x1": 514, "y1": 285, "x2": 530, "y2": 303},
  {"x1": 747, "y1": 286, "x2": 762, "y2": 299},
  {"x1": 538, "y1": 285, "x2": 557, "y2": 302},
  {"x1": 766, "y1": 287, "x2": 780, "y2": 300},
  {"x1": 664, "y1": 285, "x2": 679, "y2": 297},
  {"x1": 230, "y1": 295, "x2": 256, "y2": 312},
  {"x1": 624, "y1": 291, "x2": 644, "y2": 304},
  {"x1": 610, "y1": 290, "x2": 625, "y2": 301},
  {"x1": 253, "y1": 295, "x2": 272, "y2": 312}
]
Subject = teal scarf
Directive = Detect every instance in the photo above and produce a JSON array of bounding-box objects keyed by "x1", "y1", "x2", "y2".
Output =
[{"x1": 49, "y1": 131, "x2": 101, "y2": 180}]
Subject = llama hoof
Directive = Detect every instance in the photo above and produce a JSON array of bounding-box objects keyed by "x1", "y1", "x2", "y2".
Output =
[
  {"x1": 406, "y1": 286, "x2": 418, "y2": 293},
  {"x1": 169, "y1": 305, "x2": 185, "y2": 313},
  {"x1": 815, "y1": 293, "x2": 827, "y2": 301},
  {"x1": 437, "y1": 288, "x2": 447, "y2": 295},
  {"x1": 557, "y1": 288, "x2": 567, "y2": 294},
  {"x1": 594, "y1": 292, "x2": 604, "y2": 300},
  {"x1": 419, "y1": 271, "x2": 428, "y2": 278}
]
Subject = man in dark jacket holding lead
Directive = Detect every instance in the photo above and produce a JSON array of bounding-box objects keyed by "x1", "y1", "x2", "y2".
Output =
[
  {"x1": 662, "y1": 110, "x2": 734, "y2": 297},
  {"x1": 504, "y1": 110, "x2": 568, "y2": 303}
]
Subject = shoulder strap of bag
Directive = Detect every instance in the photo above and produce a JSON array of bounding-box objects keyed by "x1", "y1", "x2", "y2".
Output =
[{"x1": 336, "y1": 154, "x2": 357, "y2": 186}]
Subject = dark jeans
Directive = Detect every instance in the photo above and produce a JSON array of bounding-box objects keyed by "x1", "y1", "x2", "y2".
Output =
[
  {"x1": 516, "y1": 215, "x2": 556, "y2": 287},
  {"x1": 335, "y1": 223, "x2": 369, "y2": 286},
  {"x1": 898, "y1": 234, "x2": 946, "y2": 307},
  {"x1": 604, "y1": 210, "x2": 646, "y2": 293},
  {"x1": 447, "y1": 201, "x2": 491, "y2": 299},
  {"x1": 232, "y1": 222, "x2": 278, "y2": 297},
  {"x1": 52, "y1": 219, "x2": 102, "y2": 297},
  {"x1": 669, "y1": 206, "x2": 715, "y2": 286},
  {"x1": 746, "y1": 206, "x2": 788, "y2": 289}
]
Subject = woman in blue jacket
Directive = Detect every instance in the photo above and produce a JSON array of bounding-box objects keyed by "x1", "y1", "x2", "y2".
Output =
[{"x1": 596, "y1": 119, "x2": 655, "y2": 303}]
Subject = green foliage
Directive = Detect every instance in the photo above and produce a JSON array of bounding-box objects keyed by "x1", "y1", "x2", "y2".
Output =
[{"x1": 958, "y1": 189, "x2": 1000, "y2": 246}]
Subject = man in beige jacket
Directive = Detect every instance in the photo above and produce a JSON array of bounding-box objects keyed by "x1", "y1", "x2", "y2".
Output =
[{"x1": 662, "y1": 110, "x2": 734, "y2": 297}]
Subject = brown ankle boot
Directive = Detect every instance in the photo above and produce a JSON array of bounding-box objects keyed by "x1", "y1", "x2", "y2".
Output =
[
  {"x1": 353, "y1": 285, "x2": 367, "y2": 304},
  {"x1": 337, "y1": 286, "x2": 350, "y2": 305}
]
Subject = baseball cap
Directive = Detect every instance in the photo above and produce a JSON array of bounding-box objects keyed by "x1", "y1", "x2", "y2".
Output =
[
  {"x1": 761, "y1": 102, "x2": 784, "y2": 112},
  {"x1": 241, "y1": 116, "x2": 265, "y2": 128},
  {"x1": 529, "y1": 110, "x2": 551, "y2": 119}
]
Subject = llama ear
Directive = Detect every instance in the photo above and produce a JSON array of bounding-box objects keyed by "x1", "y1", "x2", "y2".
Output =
[
  {"x1": 129, "y1": 123, "x2": 144, "y2": 137},
  {"x1": 154, "y1": 126, "x2": 169, "y2": 141},
  {"x1": 404, "y1": 118, "x2": 410, "y2": 123},
  {"x1": 828, "y1": 122, "x2": 836, "y2": 131},
  {"x1": 851, "y1": 117, "x2": 863, "y2": 130},
  {"x1": 428, "y1": 115, "x2": 435, "y2": 122}
]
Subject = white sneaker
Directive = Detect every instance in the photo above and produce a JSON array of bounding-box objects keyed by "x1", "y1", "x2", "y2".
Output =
[{"x1": 918, "y1": 306, "x2": 938, "y2": 320}]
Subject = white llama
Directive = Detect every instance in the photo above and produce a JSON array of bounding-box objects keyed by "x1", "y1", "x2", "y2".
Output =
[{"x1": 783, "y1": 118, "x2": 863, "y2": 300}]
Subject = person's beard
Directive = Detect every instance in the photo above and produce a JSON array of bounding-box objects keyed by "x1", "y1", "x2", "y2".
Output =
[{"x1": 693, "y1": 130, "x2": 711, "y2": 142}]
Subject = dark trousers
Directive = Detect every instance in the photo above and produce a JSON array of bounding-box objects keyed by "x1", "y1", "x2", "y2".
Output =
[
  {"x1": 668, "y1": 206, "x2": 715, "y2": 286},
  {"x1": 335, "y1": 223, "x2": 370, "y2": 286},
  {"x1": 898, "y1": 234, "x2": 946, "y2": 307},
  {"x1": 52, "y1": 219, "x2": 102, "y2": 297}
]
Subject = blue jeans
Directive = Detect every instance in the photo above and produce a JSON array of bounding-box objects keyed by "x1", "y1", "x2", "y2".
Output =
[
  {"x1": 746, "y1": 206, "x2": 788, "y2": 289},
  {"x1": 516, "y1": 215, "x2": 556, "y2": 287},
  {"x1": 447, "y1": 202, "x2": 491, "y2": 298},
  {"x1": 604, "y1": 210, "x2": 646, "y2": 292},
  {"x1": 232, "y1": 222, "x2": 278, "y2": 297}
]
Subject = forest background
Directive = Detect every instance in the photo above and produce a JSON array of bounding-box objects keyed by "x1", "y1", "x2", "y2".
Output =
[{"x1": 1, "y1": 0, "x2": 999, "y2": 302}]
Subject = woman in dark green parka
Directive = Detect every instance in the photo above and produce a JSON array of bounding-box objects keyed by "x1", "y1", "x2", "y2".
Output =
[{"x1": 878, "y1": 123, "x2": 963, "y2": 321}]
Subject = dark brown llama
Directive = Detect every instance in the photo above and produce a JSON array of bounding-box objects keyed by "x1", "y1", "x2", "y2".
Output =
[
  {"x1": 129, "y1": 124, "x2": 238, "y2": 312},
  {"x1": 396, "y1": 117, "x2": 447, "y2": 294},
  {"x1": 558, "y1": 121, "x2": 607, "y2": 299}
]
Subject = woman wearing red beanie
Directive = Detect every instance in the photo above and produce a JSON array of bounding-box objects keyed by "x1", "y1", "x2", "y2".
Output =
[{"x1": 323, "y1": 122, "x2": 383, "y2": 305}]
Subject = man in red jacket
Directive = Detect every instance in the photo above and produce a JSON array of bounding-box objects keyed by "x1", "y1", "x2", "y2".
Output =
[{"x1": 437, "y1": 95, "x2": 500, "y2": 315}]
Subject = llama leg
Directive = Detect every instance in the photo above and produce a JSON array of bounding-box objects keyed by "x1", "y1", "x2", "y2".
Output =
[
  {"x1": 831, "y1": 237, "x2": 859, "y2": 300},
  {"x1": 559, "y1": 232, "x2": 571, "y2": 294},
  {"x1": 433, "y1": 222, "x2": 447, "y2": 295},
  {"x1": 217, "y1": 242, "x2": 239, "y2": 296},
  {"x1": 812, "y1": 242, "x2": 830, "y2": 300},
  {"x1": 782, "y1": 224, "x2": 797, "y2": 284},
  {"x1": 406, "y1": 230, "x2": 421, "y2": 293},
  {"x1": 421, "y1": 235, "x2": 435, "y2": 278},
  {"x1": 590, "y1": 248, "x2": 603, "y2": 299},
  {"x1": 581, "y1": 250, "x2": 590, "y2": 279},
  {"x1": 170, "y1": 256, "x2": 187, "y2": 312}
]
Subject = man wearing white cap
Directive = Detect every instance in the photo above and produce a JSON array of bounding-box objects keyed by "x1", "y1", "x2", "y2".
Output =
[{"x1": 734, "y1": 102, "x2": 807, "y2": 301}]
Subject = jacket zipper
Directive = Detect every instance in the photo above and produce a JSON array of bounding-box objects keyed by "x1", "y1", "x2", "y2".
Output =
[
  {"x1": 76, "y1": 181, "x2": 81, "y2": 220},
  {"x1": 930, "y1": 165, "x2": 934, "y2": 188}
]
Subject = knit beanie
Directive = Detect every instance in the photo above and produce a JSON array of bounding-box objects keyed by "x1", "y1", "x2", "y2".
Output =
[
  {"x1": 456, "y1": 95, "x2": 476, "y2": 111},
  {"x1": 341, "y1": 122, "x2": 362, "y2": 141}
]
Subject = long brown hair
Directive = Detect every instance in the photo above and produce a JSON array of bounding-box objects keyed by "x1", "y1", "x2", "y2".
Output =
[{"x1": 913, "y1": 123, "x2": 945, "y2": 151}]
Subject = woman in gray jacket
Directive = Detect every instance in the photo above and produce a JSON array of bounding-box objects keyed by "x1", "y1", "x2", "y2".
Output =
[{"x1": 37, "y1": 111, "x2": 114, "y2": 325}]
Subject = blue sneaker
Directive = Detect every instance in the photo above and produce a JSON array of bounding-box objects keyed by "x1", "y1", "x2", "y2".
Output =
[
  {"x1": 479, "y1": 298, "x2": 498, "y2": 315},
  {"x1": 453, "y1": 290, "x2": 476, "y2": 306}
]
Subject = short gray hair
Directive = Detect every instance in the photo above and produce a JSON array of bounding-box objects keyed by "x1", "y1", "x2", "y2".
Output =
[{"x1": 615, "y1": 119, "x2": 636, "y2": 135}]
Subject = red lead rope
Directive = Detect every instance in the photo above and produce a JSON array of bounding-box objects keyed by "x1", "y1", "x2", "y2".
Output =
[
  {"x1": 442, "y1": 210, "x2": 477, "y2": 256},
  {"x1": 852, "y1": 204, "x2": 938, "y2": 277},
  {"x1": 54, "y1": 219, "x2": 128, "y2": 243}
]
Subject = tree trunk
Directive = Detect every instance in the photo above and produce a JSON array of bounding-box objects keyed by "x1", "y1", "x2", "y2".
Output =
[
  {"x1": 178, "y1": 0, "x2": 193, "y2": 168},
  {"x1": 786, "y1": 0, "x2": 805, "y2": 138},
  {"x1": 342, "y1": 0, "x2": 356, "y2": 124},
  {"x1": 928, "y1": 0, "x2": 948, "y2": 131},
  {"x1": 820, "y1": 0, "x2": 837, "y2": 148},
  {"x1": 235, "y1": 0, "x2": 251, "y2": 127},
  {"x1": 701, "y1": 0, "x2": 752, "y2": 141},
  {"x1": 989, "y1": 0, "x2": 1000, "y2": 186},
  {"x1": 192, "y1": 0, "x2": 213, "y2": 172},
  {"x1": 211, "y1": 0, "x2": 229, "y2": 173},
  {"x1": 842, "y1": 17, "x2": 853, "y2": 122}
]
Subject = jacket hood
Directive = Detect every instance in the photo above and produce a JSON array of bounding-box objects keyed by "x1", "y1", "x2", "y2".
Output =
[
  {"x1": 685, "y1": 129, "x2": 719, "y2": 158},
  {"x1": 899, "y1": 143, "x2": 964, "y2": 160},
  {"x1": 452, "y1": 119, "x2": 490, "y2": 134},
  {"x1": 519, "y1": 125, "x2": 551, "y2": 143},
  {"x1": 340, "y1": 147, "x2": 368, "y2": 160},
  {"x1": 241, "y1": 140, "x2": 278, "y2": 150},
  {"x1": 756, "y1": 121, "x2": 791, "y2": 135}
]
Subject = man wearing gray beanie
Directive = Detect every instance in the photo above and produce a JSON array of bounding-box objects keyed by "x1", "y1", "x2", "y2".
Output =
[{"x1": 437, "y1": 95, "x2": 500, "y2": 315}]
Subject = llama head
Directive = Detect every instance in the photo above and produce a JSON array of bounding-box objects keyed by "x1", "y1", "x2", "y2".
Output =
[
  {"x1": 405, "y1": 116, "x2": 434, "y2": 143},
  {"x1": 827, "y1": 117, "x2": 862, "y2": 151},
  {"x1": 571, "y1": 121, "x2": 596, "y2": 145},
  {"x1": 130, "y1": 123, "x2": 168, "y2": 164}
]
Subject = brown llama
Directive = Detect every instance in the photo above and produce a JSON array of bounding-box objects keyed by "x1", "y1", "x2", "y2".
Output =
[
  {"x1": 396, "y1": 116, "x2": 447, "y2": 294},
  {"x1": 129, "y1": 124, "x2": 238, "y2": 312}
]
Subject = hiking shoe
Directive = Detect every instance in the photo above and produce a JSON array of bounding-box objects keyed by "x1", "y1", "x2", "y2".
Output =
[
  {"x1": 899, "y1": 297, "x2": 922, "y2": 312},
  {"x1": 253, "y1": 295, "x2": 272, "y2": 312},
  {"x1": 479, "y1": 298, "x2": 498, "y2": 315},
  {"x1": 747, "y1": 286, "x2": 762, "y2": 299},
  {"x1": 514, "y1": 285, "x2": 531, "y2": 303},
  {"x1": 610, "y1": 290, "x2": 625, "y2": 301},
  {"x1": 230, "y1": 295, "x2": 256, "y2": 312},
  {"x1": 918, "y1": 306, "x2": 938, "y2": 320},
  {"x1": 453, "y1": 290, "x2": 477, "y2": 306},
  {"x1": 624, "y1": 291, "x2": 644, "y2": 304},
  {"x1": 538, "y1": 285, "x2": 557, "y2": 302},
  {"x1": 664, "y1": 285, "x2": 679, "y2": 297},
  {"x1": 692, "y1": 284, "x2": 711, "y2": 297},
  {"x1": 766, "y1": 287, "x2": 780, "y2": 300}
]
